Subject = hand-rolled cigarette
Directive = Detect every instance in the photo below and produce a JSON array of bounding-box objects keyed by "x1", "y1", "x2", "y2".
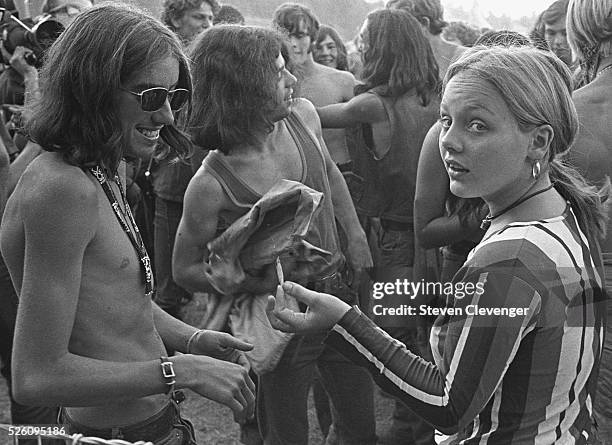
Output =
[{"x1": 275, "y1": 256, "x2": 284, "y2": 285}]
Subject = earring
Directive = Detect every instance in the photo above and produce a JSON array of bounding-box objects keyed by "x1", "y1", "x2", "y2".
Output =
[{"x1": 532, "y1": 160, "x2": 541, "y2": 180}]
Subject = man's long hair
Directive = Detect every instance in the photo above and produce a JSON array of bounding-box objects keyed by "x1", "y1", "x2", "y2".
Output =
[
  {"x1": 358, "y1": 9, "x2": 439, "y2": 105},
  {"x1": 27, "y1": 4, "x2": 193, "y2": 172},
  {"x1": 188, "y1": 25, "x2": 287, "y2": 154}
]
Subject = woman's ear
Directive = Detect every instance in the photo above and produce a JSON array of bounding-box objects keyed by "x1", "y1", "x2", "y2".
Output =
[{"x1": 527, "y1": 124, "x2": 554, "y2": 161}]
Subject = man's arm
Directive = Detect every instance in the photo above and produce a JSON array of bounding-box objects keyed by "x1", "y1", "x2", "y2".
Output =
[
  {"x1": 173, "y1": 169, "x2": 275, "y2": 295},
  {"x1": 317, "y1": 92, "x2": 386, "y2": 128},
  {"x1": 297, "y1": 100, "x2": 372, "y2": 271},
  {"x1": 10, "y1": 170, "x2": 254, "y2": 420},
  {"x1": 173, "y1": 170, "x2": 222, "y2": 294},
  {"x1": 414, "y1": 123, "x2": 484, "y2": 249}
]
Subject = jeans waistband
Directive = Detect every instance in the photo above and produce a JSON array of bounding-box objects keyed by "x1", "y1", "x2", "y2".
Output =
[{"x1": 60, "y1": 397, "x2": 178, "y2": 442}]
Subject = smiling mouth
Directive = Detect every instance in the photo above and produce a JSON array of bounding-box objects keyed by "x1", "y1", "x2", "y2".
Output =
[{"x1": 137, "y1": 128, "x2": 161, "y2": 140}]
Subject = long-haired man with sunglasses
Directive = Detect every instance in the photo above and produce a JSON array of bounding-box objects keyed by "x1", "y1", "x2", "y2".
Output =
[{"x1": 0, "y1": 5, "x2": 256, "y2": 442}]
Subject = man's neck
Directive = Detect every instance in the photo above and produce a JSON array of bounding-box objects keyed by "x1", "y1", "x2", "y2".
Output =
[
  {"x1": 296, "y1": 53, "x2": 317, "y2": 77},
  {"x1": 228, "y1": 121, "x2": 282, "y2": 156}
]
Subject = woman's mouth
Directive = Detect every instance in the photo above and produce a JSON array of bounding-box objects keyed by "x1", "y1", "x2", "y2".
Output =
[{"x1": 446, "y1": 159, "x2": 469, "y2": 177}]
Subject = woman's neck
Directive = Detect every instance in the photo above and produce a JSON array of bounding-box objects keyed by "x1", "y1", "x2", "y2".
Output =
[{"x1": 483, "y1": 177, "x2": 566, "y2": 232}]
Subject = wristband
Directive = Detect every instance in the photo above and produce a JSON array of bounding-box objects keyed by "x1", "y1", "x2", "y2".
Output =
[
  {"x1": 159, "y1": 356, "x2": 176, "y2": 394},
  {"x1": 186, "y1": 329, "x2": 205, "y2": 354}
]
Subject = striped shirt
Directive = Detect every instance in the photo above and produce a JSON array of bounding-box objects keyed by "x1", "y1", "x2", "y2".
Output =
[{"x1": 327, "y1": 206, "x2": 606, "y2": 444}]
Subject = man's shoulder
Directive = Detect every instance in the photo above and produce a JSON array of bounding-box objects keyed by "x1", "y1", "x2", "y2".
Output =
[
  {"x1": 310, "y1": 64, "x2": 355, "y2": 87},
  {"x1": 187, "y1": 157, "x2": 226, "y2": 200},
  {"x1": 17, "y1": 153, "x2": 97, "y2": 210},
  {"x1": 573, "y1": 81, "x2": 612, "y2": 109},
  {"x1": 290, "y1": 98, "x2": 319, "y2": 127}
]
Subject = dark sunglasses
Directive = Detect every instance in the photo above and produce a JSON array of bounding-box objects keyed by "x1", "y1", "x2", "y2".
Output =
[{"x1": 122, "y1": 87, "x2": 190, "y2": 112}]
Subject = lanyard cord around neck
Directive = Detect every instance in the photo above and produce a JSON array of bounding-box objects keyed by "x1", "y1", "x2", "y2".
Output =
[{"x1": 89, "y1": 165, "x2": 155, "y2": 297}]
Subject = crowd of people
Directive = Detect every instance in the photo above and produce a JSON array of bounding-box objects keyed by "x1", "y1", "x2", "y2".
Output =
[{"x1": 0, "y1": 0, "x2": 610, "y2": 444}]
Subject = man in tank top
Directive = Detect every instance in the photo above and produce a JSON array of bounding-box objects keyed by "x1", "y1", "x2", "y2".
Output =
[{"x1": 173, "y1": 25, "x2": 377, "y2": 445}]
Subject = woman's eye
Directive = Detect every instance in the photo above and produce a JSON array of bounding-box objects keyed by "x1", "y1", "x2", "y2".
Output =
[
  {"x1": 439, "y1": 117, "x2": 451, "y2": 129},
  {"x1": 468, "y1": 121, "x2": 487, "y2": 132}
]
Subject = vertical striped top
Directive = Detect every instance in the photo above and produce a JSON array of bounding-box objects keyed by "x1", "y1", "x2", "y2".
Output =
[{"x1": 327, "y1": 206, "x2": 606, "y2": 444}]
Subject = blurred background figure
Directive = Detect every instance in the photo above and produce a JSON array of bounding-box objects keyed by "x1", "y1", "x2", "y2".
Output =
[
  {"x1": 313, "y1": 24, "x2": 348, "y2": 71},
  {"x1": 161, "y1": 0, "x2": 219, "y2": 44},
  {"x1": 316, "y1": 9, "x2": 440, "y2": 444},
  {"x1": 566, "y1": 0, "x2": 612, "y2": 443},
  {"x1": 386, "y1": 0, "x2": 465, "y2": 77},
  {"x1": 39, "y1": 0, "x2": 92, "y2": 27},
  {"x1": 212, "y1": 4, "x2": 244, "y2": 25},
  {"x1": 152, "y1": 0, "x2": 221, "y2": 321},
  {"x1": 529, "y1": 0, "x2": 571, "y2": 66},
  {"x1": 442, "y1": 21, "x2": 481, "y2": 47}
]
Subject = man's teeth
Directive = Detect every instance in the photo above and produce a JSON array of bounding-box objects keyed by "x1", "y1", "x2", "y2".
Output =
[{"x1": 138, "y1": 128, "x2": 160, "y2": 139}]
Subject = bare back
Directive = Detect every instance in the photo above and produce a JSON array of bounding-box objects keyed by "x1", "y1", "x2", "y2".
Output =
[
  {"x1": 0, "y1": 152, "x2": 168, "y2": 426},
  {"x1": 298, "y1": 64, "x2": 355, "y2": 164},
  {"x1": 570, "y1": 74, "x2": 612, "y2": 252}
]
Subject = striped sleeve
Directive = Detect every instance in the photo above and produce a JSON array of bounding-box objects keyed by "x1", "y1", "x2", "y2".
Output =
[{"x1": 325, "y1": 270, "x2": 542, "y2": 434}]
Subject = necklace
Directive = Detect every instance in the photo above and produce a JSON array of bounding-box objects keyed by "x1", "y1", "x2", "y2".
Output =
[
  {"x1": 89, "y1": 165, "x2": 155, "y2": 297},
  {"x1": 480, "y1": 183, "x2": 555, "y2": 230},
  {"x1": 597, "y1": 64, "x2": 612, "y2": 78}
]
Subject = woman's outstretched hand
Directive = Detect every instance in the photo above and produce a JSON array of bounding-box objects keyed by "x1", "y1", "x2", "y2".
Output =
[{"x1": 266, "y1": 282, "x2": 352, "y2": 333}]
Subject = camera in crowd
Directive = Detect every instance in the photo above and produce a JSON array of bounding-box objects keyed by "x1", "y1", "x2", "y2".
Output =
[{"x1": 0, "y1": 7, "x2": 64, "y2": 67}]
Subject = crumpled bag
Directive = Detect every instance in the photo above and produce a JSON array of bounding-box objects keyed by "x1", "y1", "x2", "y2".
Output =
[
  {"x1": 206, "y1": 179, "x2": 333, "y2": 295},
  {"x1": 203, "y1": 179, "x2": 333, "y2": 374}
]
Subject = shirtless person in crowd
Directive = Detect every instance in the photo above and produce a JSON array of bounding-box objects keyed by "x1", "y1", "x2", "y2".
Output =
[
  {"x1": 566, "y1": 0, "x2": 612, "y2": 442},
  {"x1": 273, "y1": 3, "x2": 355, "y2": 168},
  {"x1": 0, "y1": 5, "x2": 254, "y2": 443}
]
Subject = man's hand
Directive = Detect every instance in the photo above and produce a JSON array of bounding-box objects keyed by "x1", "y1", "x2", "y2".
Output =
[
  {"x1": 188, "y1": 355, "x2": 256, "y2": 424},
  {"x1": 189, "y1": 330, "x2": 253, "y2": 371}
]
